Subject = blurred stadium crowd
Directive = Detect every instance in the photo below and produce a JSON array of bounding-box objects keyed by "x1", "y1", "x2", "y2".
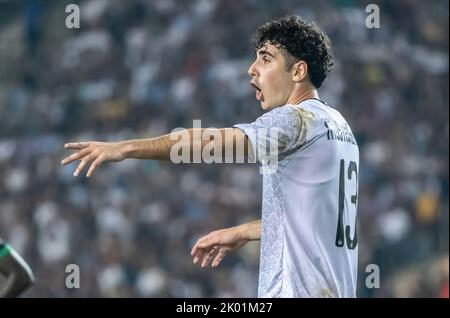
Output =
[{"x1": 0, "y1": 0, "x2": 448, "y2": 297}]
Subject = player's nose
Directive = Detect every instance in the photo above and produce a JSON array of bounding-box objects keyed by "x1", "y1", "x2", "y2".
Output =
[{"x1": 248, "y1": 60, "x2": 258, "y2": 77}]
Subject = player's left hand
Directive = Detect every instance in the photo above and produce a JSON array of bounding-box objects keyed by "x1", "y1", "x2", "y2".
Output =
[{"x1": 61, "y1": 141, "x2": 126, "y2": 177}]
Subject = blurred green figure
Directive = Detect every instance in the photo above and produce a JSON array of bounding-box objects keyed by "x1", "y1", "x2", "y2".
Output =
[{"x1": 0, "y1": 238, "x2": 34, "y2": 298}]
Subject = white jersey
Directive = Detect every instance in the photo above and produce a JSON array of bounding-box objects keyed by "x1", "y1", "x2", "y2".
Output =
[{"x1": 234, "y1": 99, "x2": 359, "y2": 298}]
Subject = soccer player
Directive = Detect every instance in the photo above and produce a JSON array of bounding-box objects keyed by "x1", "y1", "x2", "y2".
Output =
[
  {"x1": 61, "y1": 16, "x2": 359, "y2": 297},
  {"x1": 0, "y1": 238, "x2": 35, "y2": 298}
]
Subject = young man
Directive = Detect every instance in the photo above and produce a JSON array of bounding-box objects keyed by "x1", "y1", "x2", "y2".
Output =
[
  {"x1": 61, "y1": 16, "x2": 359, "y2": 297},
  {"x1": 0, "y1": 238, "x2": 35, "y2": 298}
]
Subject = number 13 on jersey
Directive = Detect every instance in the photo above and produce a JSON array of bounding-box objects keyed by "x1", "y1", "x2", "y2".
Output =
[{"x1": 335, "y1": 159, "x2": 358, "y2": 250}]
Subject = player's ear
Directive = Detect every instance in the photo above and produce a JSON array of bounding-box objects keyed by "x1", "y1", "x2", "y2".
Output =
[{"x1": 292, "y1": 60, "x2": 308, "y2": 82}]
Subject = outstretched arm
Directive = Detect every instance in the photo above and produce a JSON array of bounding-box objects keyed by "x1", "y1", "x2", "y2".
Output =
[
  {"x1": 0, "y1": 244, "x2": 35, "y2": 298},
  {"x1": 61, "y1": 128, "x2": 250, "y2": 177},
  {"x1": 191, "y1": 220, "x2": 261, "y2": 268}
]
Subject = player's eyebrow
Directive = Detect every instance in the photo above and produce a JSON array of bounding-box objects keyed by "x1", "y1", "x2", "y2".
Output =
[{"x1": 257, "y1": 49, "x2": 275, "y2": 58}]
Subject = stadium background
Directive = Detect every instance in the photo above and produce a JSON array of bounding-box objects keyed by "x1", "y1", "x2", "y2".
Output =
[{"x1": 0, "y1": 0, "x2": 448, "y2": 297}]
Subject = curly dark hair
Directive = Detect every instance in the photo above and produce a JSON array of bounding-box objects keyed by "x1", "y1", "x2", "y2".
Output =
[{"x1": 253, "y1": 16, "x2": 334, "y2": 88}]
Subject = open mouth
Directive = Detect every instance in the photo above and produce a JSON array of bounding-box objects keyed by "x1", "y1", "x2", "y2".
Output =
[{"x1": 251, "y1": 83, "x2": 263, "y2": 101}]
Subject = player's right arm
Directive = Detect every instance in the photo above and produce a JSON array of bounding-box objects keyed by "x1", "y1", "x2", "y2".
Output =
[
  {"x1": 190, "y1": 219, "x2": 261, "y2": 268},
  {"x1": 0, "y1": 243, "x2": 35, "y2": 298},
  {"x1": 61, "y1": 128, "x2": 250, "y2": 177}
]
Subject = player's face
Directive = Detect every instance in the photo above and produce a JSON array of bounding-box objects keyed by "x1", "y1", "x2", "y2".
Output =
[{"x1": 248, "y1": 43, "x2": 295, "y2": 110}]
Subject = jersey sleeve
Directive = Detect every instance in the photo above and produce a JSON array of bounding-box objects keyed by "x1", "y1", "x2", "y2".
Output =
[{"x1": 234, "y1": 105, "x2": 313, "y2": 164}]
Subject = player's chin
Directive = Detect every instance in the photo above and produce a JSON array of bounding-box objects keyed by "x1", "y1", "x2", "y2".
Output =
[
  {"x1": 260, "y1": 101, "x2": 274, "y2": 111},
  {"x1": 259, "y1": 100, "x2": 269, "y2": 110}
]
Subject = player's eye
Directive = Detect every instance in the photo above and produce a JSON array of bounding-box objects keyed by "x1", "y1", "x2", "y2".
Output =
[{"x1": 262, "y1": 56, "x2": 270, "y2": 63}]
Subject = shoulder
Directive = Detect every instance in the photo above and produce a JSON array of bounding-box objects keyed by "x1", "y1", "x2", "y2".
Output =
[{"x1": 257, "y1": 105, "x2": 308, "y2": 128}]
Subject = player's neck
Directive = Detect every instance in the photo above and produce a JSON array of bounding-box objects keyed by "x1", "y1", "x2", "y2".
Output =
[{"x1": 286, "y1": 87, "x2": 319, "y2": 105}]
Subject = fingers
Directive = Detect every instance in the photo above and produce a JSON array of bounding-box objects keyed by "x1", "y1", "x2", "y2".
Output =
[
  {"x1": 200, "y1": 245, "x2": 219, "y2": 268},
  {"x1": 212, "y1": 249, "x2": 227, "y2": 268},
  {"x1": 61, "y1": 148, "x2": 91, "y2": 165},
  {"x1": 192, "y1": 249, "x2": 206, "y2": 265},
  {"x1": 64, "y1": 142, "x2": 91, "y2": 150},
  {"x1": 86, "y1": 154, "x2": 104, "y2": 178},
  {"x1": 192, "y1": 246, "x2": 224, "y2": 268},
  {"x1": 191, "y1": 232, "x2": 215, "y2": 256},
  {"x1": 191, "y1": 231, "x2": 225, "y2": 267},
  {"x1": 191, "y1": 241, "x2": 199, "y2": 257},
  {"x1": 192, "y1": 242, "x2": 209, "y2": 265},
  {"x1": 191, "y1": 232, "x2": 229, "y2": 268},
  {"x1": 74, "y1": 154, "x2": 96, "y2": 177},
  {"x1": 61, "y1": 141, "x2": 104, "y2": 177}
]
